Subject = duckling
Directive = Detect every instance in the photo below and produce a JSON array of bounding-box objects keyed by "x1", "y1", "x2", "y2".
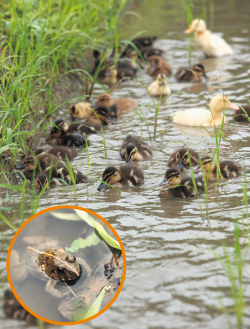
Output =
[
  {"x1": 97, "y1": 164, "x2": 144, "y2": 190},
  {"x1": 140, "y1": 47, "x2": 165, "y2": 61},
  {"x1": 159, "y1": 168, "x2": 204, "y2": 199},
  {"x1": 194, "y1": 155, "x2": 242, "y2": 180},
  {"x1": 91, "y1": 94, "x2": 138, "y2": 116},
  {"x1": 53, "y1": 119, "x2": 100, "y2": 136},
  {"x1": 168, "y1": 147, "x2": 199, "y2": 170},
  {"x1": 46, "y1": 122, "x2": 88, "y2": 148},
  {"x1": 173, "y1": 95, "x2": 239, "y2": 127},
  {"x1": 35, "y1": 146, "x2": 77, "y2": 161},
  {"x1": 17, "y1": 155, "x2": 86, "y2": 184},
  {"x1": 148, "y1": 74, "x2": 171, "y2": 96},
  {"x1": 175, "y1": 63, "x2": 208, "y2": 82},
  {"x1": 146, "y1": 55, "x2": 173, "y2": 77},
  {"x1": 85, "y1": 106, "x2": 116, "y2": 125},
  {"x1": 69, "y1": 102, "x2": 92, "y2": 121},
  {"x1": 120, "y1": 135, "x2": 152, "y2": 162},
  {"x1": 233, "y1": 105, "x2": 250, "y2": 122},
  {"x1": 133, "y1": 36, "x2": 158, "y2": 48},
  {"x1": 104, "y1": 64, "x2": 137, "y2": 86},
  {"x1": 185, "y1": 19, "x2": 233, "y2": 57}
]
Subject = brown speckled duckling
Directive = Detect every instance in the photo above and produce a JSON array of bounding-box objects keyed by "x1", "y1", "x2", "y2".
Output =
[
  {"x1": 175, "y1": 63, "x2": 208, "y2": 82},
  {"x1": 146, "y1": 55, "x2": 172, "y2": 77},
  {"x1": 233, "y1": 105, "x2": 250, "y2": 122},
  {"x1": 168, "y1": 147, "x2": 199, "y2": 170},
  {"x1": 159, "y1": 168, "x2": 204, "y2": 199},
  {"x1": 91, "y1": 94, "x2": 138, "y2": 116},
  {"x1": 97, "y1": 164, "x2": 144, "y2": 190},
  {"x1": 194, "y1": 156, "x2": 242, "y2": 180},
  {"x1": 35, "y1": 146, "x2": 77, "y2": 161},
  {"x1": 120, "y1": 135, "x2": 152, "y2": 162}
]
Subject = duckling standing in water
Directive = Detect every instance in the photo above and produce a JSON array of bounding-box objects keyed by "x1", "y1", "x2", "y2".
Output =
[
  {"x1": 185, "y1": 19, "x2": 233, "y2": 57},
  {"x1": 69, "y1": 102, "x2": 92, "y2": 121},
  {"x1": 175, "y1": 64, "x2": 208, "y2": 82},
  {"x1": 194, "y1": 155, "x2": 242, "y2": 180},
  {"x1": 97, "y1": 164, "x2": 144, "y2": 190},
  {"x1": 146, "y1": 55, "x2": 173, "y2": 77},
  {"x1": 91, "y1": 94, "x2": 138, "y2": 116},
  {"x1": 168, "y1": 147, "x2": 199, "y2": 170},
  {"x1": 148, "y1": 74, "x2": 171, "y2": 96},
  {"x1": 35, "y1": 146, "x2": 77, "y2": 161},
  {"x1": 120, "y1": 135, "x2": 152, "y2": 162},
  {"x1": 46, "y1": 120, "x2": 89, "y2": 148},
  {"x1": 159, "y1": 168, "x2": 204, "y2": 199},
  {"x1": 173, "y1": 95, "x2": 239, "y2": 127}
]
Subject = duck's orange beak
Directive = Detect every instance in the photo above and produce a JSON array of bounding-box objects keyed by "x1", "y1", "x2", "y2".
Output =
[
  {"x1": 184, "y1": 27, "x2": 194, "y2": 34},
  {"x1": 228, "y1": 102, "x2": 239, "y2": 110}
]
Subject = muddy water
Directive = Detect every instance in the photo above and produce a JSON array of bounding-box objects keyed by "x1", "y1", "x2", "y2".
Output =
[{"x1": 1, "y1": 0, "x2": 250, "y2": 328}]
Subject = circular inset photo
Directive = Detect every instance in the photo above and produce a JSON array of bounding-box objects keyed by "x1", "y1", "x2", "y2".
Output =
[{"x1": 6, "y1": 206, "x2": 126, "y2": 325}]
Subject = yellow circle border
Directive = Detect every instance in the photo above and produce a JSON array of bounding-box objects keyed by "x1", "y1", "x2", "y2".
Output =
[{"x1": 6, "y1": 205, "x2": 126, "y2": 325}]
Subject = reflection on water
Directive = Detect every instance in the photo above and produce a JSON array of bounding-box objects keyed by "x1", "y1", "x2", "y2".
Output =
[{"x1": 1, "y1": 0, "x2": 250, "y2": 328}]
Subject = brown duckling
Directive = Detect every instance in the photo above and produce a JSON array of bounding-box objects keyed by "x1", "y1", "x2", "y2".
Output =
[
  {"x1": 146, "y1": 55, "x2": 173, "y2": 77},
  {"x1": 175, "y1": 63, "x2": 208, "y2": 82},
  {"x1": 120, "y1": 135, "x2": 152, "y2": 162},
  {"x1": 46, "y1": 120, "x2": 89, "y2": 148},
  {"x1": 85, "y1": 106, "x2": 116, "y2": 125},
  {"x1": 168, "y1": 147, "x2": 199, "y2": 170},
  {"x1": 91, "y1": 94, "x2": 138, "y2": 116},
  {"x1": 104, "y1": 64, "x2": 137, "y2": 86},
  {"x1": 69, "y1": 102, "x2": 92, "y2": 121},
  {"x1": 35, "y1": 146, "x2": 77, "y2": 161},
  {"x1": 159, "y1": 168, "x2": 204, "y2": 199},
  {"x1": 233, "y1": 105, "x2": 250, "y2": 122},
  {"x1": 97, "y1": 164, "x2": 144, "y2": 190},
  {"x1": 194, "y1": 156, "x2": 242, "y2": 180},
  {"x1": 148, "y1": 74, "x2": 171, "y2": 96},
  {"x1": 52, "y1": 119, "x2": 100, "y2": 135}
]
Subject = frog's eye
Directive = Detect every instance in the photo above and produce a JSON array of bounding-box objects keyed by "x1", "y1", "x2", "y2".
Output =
[{"x1": 73, "y1": 256, "x2": 76, "y2": 261}]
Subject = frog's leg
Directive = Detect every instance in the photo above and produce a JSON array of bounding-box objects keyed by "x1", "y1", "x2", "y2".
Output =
[
  {"x1": 10, "y1": 250, "x2": 29, "y2": 283},
  {"x1": 45, "y1": 279, "x2": 64, "y2": 298}
]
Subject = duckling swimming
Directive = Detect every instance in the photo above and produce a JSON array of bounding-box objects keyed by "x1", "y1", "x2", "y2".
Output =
[
  {"x1": 168, "y1": 147, "x2": 199, "y2": 170},
  {"x1": 173, "y1": 95, "x2": 239, "y2": 127},
  {"x1": 159, "y1": 168, "x2": 204, "y2": 199},
  {"x1": 194, "y1": 155, "x2": 242, "y2": 180},
  {"x1": 148, "y1": 74, "x2": 171, "y2": 96},
  {"x1": 35, "y1": 146, "x2": 77, "y2": 161},
  {"x1": 104, "y1": 64, "x2": 137, "y2": 86},
  {"x1": 53, "y1": 119, "x2": 99, "y2": 135},
  {"x1": 185, "y1": 19, "x2": 233, "y2": 57},
  {"x1": 175, "y1": 64, "x2": 208, "y2": 82},
  {"x1": 91, "y1": 94, "x2": 138, "y2": 116},
  {"x1": 46, "y1": 120, "x2": 89, "y2": 147},
  {"x1": 146, "y1": 55, "x2": 173, "y2": 77},
  {"x1": 69, "y1": 102, "x2": 92, "y2": 121},
  {"x1": 97, "y1": 164, "x2": 144, "y2": 190},
  {"x1": 233, "y1": 105, "x2": 250, "y2": 122},
  {"x1": 86, "y1": 106, "x2": 116, "y2": 125},
  {"x1": 120, "y1": 135, "x2": 152, "y2": 162}
]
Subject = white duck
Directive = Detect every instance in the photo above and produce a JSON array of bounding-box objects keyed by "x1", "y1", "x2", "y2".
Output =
[
  {"x1": 173, "y1": 95, "x2": 239, "y2": 127},
  {"x1": 185, "y1": 19, "x2": 233, "y2": 57},
  {"x1": 148, "y1": 74, "x2": 171, "y2": 96}
]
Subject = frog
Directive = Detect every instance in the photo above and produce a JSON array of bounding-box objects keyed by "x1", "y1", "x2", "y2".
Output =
[{"x1": 10, "y1": 236, "x2": 91, "y2": 298}]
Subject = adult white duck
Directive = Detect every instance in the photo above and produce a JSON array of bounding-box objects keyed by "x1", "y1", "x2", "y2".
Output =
[
  {"x1": 185, "y1": 19, "x2": 233, "y2": 57},
  {"x1": 173, "y1": 95, "x2": 239, "y2": 127}
]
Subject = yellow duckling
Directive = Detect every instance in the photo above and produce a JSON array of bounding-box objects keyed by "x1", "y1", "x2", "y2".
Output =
[
  {"x1": 185, "y1": 19, "x2": 233, "y2": 57},
  {"x1": 173, "y1": 95, "x2": 239, "y2": 127},
  {"x1": 69, "y1": 102, "x2": 92, "y2": 121},
  {"x1": 120, "y1": 135, "x2": 152, "y2": 162},
  {"x1": 159, "y1": 168, "x2": 205, "y2": 199},
  {"x1": 194, "y1": 155, "x2": 242, "y2": 180},
  {"x1": 148, "y1": 74, "x2": 171, "y2": 96},
  {"x1": 97, "y1": 164, "x2": 144, "y2": 190}
]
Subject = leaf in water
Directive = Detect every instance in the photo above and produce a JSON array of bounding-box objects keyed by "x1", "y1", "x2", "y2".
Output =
[
  {"x1": 65, "y1": 232, "x2": 100, "y2": 253},
  {"x1": 74, "y1": 210, "x2": 121, "y2": 250},
  {"x1": 50, "y1": 211, "x2": 81, "y2": 221},
  {"x1": 83, "y1": 286, "x2": 111, "y2": 320}
]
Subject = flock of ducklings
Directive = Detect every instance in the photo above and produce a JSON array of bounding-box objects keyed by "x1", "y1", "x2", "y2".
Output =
[{"x1": 16, "y1": 19, "x2": 249, "y2": 199}]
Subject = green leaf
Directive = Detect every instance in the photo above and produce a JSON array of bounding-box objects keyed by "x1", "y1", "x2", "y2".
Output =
[
  {"x1": 51, "y1": 211, "x2": 81, "y2": 221},
  {"x1": 65, "y1": 232, "x2": 100, "y2": 253},
  {"x1": 83, "y1": 286, "x2": 111, "y2": 320}
]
